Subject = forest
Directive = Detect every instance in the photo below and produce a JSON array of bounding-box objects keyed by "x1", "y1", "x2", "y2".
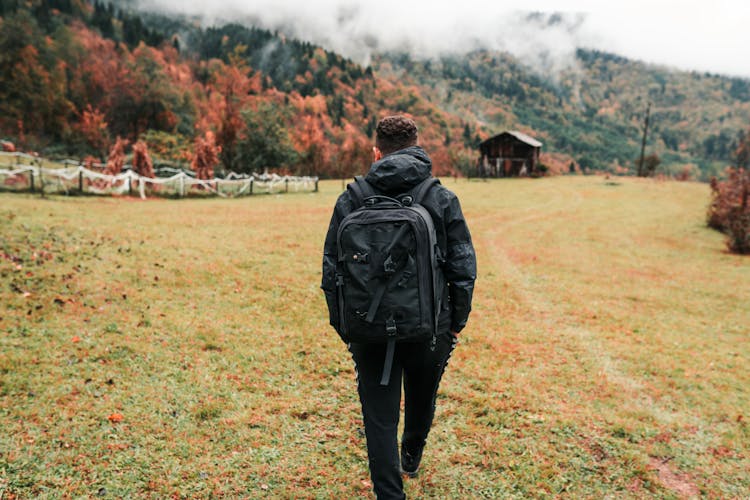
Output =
[{"x1": 1, "y1": 0, "x2": 749, "y2": 179}]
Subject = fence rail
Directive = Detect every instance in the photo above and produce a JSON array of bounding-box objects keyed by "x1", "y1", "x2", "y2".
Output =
[{"x1": 0, "y1": 152, "x2": 318, "y2": 198}]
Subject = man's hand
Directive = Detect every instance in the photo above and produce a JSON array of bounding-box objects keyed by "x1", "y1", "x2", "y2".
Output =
[{"x1": 450, "y1": 331, "x2": 459, "y2": 338}]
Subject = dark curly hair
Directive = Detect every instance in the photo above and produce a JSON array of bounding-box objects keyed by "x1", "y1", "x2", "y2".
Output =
[{"x1": 375, "y1": 115, "x2": 418, "y2": 155}]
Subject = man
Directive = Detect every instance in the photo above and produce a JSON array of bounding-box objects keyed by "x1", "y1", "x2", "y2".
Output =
[{"x1": 321, "y1": 115, "x2": 476, "y2": 499}]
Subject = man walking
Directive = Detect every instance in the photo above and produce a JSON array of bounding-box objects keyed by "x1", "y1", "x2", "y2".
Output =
[{"x1": 321, "y1": 115, "x2": 476, "y2": 499}]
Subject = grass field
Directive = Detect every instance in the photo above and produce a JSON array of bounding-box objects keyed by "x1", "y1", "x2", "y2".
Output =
[{"x1": 1, "y1": 176, "x2": 748, "y2": 498}]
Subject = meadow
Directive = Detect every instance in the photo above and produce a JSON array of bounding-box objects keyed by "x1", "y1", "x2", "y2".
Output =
[{"x1": 1, "y1": 176, "x2": 748, "y2": 498}]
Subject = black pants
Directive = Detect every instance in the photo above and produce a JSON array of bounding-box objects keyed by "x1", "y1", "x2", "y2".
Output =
[{"x1": 349, "y1": 333, "x2": 457, "y2": 500}]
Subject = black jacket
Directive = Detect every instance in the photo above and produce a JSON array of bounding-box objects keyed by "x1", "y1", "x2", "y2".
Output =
[{"x1": 321, "y1": 146, "x2": 476, "y2": 339}]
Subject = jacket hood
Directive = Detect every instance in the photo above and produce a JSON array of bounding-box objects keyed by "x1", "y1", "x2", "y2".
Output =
[{"x1": 365, "y1": 146, "x2": 432, "y2": 194}]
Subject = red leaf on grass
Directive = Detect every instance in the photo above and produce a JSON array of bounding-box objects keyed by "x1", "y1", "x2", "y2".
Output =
[{"x1": 108, "y1": 413, "x2": 124, "y2": 423}]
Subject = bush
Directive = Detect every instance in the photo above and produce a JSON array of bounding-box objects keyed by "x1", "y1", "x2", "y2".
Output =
[
  {"x1": 707, "y1": 167, "x2": 750, "y2": 254},
  {"x1": 727, "y1": 207, "x2": 750, "y2": 253}
]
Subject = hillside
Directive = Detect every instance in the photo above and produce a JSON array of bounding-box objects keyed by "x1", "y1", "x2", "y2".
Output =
[
  {"x1": 0, "y1": 0, "x2": 472, "y2": 178},
  {"x1": 374, "y1": 49, "x2": 750, "y2": 178},
  {"x1": 0, "y1": 1, "x2": 748, "y2": 179}
]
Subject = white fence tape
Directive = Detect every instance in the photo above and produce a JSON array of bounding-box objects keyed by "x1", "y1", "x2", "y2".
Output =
[{"x1": 0, "y1": 153, "x2": 318, "y2": 199}]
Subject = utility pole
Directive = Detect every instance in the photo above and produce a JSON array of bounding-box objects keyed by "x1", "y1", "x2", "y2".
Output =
[{"x1": 637, "y1": 101, "x2": 651, "y2": 177}]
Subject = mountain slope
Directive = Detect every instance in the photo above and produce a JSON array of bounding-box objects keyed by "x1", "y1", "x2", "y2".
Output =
[
  {"x1": 374, "y1": 49, "x2": 750, "y2": 178},
  {"x1": 1, "y1": 1, "x2": 748, "y2": 179}
]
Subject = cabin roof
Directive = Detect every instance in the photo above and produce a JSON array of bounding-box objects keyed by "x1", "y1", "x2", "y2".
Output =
[{"x1": 480, "y1": 131, "x2": 542, "y2": 148}]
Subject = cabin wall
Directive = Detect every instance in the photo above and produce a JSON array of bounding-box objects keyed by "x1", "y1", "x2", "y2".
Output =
[{"x1": 478, "y1": 137, "x2": 539, "y2": 177}]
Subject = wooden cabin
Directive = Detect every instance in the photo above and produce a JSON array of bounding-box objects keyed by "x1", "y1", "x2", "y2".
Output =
[{"x1": 478, "y1": 131, "x2": 542, "y2": 177}]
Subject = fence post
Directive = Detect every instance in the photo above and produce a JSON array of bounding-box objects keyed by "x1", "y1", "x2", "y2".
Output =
[
  {"x1": 79, "y1": 169, "x2": 84, "y2": 194},
  {"x1": 128, "y1": 175, "x2": 132, "y2": 197},
  {"x1": 250, "y1": 179, "x2": 253, "y2": 195},
  {"x1": 38, "y1": 162, "x2": 45, "y2": 198},
  {"x1": 29, "y1": 169, "x2": 35, "y2": 193},
  {"x1": 285, "y1": 178, "x2": 289, "y2": 193},
  {"x1": 314, "y1": 178, "x2": 319, "y2": 192}
]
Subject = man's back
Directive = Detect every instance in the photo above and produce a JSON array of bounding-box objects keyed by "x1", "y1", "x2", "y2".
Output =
[{"x1": 323, "y1": 144, "x2": 475, "y2": 339}]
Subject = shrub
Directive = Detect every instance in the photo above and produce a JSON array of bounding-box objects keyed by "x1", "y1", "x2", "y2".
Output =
[
  {"x1": 707, "y1": 167, "x2": 750, "y2": 254},
  {"x1": 132, "y1": 140, "x2": 155, "y2": 178},
  {"x1": 727, "y1": 207, "x2": 750, "y2": 254},
  {"x1": 191, "y1": 131, "x2": 220, "y2": 181},
  {"x1": 674, "y1": 164, "x2": 698, "y2": 182}
]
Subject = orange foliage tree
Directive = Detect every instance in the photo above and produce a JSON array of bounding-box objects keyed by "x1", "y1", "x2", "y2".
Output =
[
  {"x1": 294, "y1": 114, "x2": 331, "y2": 176},
  {"x1": 708, "y1": 130, "x2": 750, "y2": 254},
  {"x1": 540, "y1": 152, "x2": 580, "y2": 175},
  {"x1": 335, "y1": 123, "x2": 372, "y2": 178},
  {"x1": 191, "y1": 131, "x2": 220, "y2": 181},
  {"x1": 69, "y1": 27, "x2": 188, "y2": 141},
  {"x1": 417, "y1": 128, "x2": 454, "y2": 177},
  {"x1": 207, "y1": 47, "x2": 261, "y2": 172},
  {"x1": 131, "y1": 140, "x2": 155, "y2": 178},
  {"x1": 76, "y1": 104, "x2": 110, "y2": 154},
  {"x1": 708, "y1": 167, "x2": 750, "y2": 254},
  {"x1": 104, "y1": 137, "x2": 128, "y2": 175}
]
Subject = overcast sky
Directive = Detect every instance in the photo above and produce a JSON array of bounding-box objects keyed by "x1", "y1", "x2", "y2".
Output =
[{"x1": 140, "y1": 0, "x2": 750, "y2": 79}]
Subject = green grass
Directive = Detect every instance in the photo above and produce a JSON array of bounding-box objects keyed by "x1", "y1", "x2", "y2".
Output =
[{"x1": 1, "y1": 176, "x2": 748, "y2": 498}]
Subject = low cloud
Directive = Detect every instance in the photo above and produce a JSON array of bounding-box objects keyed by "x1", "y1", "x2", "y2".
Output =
[
  {"x1": 137, "y1": 0, "x2": 750, "y2": 78},
  {"x1": 138, "y1": 0, "x2": 591, "y2": 75}
]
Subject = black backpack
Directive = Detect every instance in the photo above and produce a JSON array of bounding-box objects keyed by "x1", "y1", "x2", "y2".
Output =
[{"x1": 335, "y1": 175, "x2": 444, "y2": 385}]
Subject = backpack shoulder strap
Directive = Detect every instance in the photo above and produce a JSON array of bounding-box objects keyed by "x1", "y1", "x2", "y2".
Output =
[
  {"x1": 347, "y1": 175, "x2": 377, "y2": 209},
  {"x1": 410, "y1": 177, "x2": 441, "y2": 205}
]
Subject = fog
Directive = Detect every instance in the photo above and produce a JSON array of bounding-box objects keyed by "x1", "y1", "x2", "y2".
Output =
[{"x1": 137, "y1": 0, "x2": 750, "y2": 79}]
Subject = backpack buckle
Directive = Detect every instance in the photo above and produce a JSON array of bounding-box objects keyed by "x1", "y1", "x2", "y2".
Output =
[
  {"x1": 400, "y1": 195, "x2": 413, "y2": 206},
  {"x1": 352, "y1": 252, "x2": 369, "y2": 263},
  {"x1": 385, "y1": 318, "x2": 397, "y2": 338},
  {"x1": 383, "y1": 255, "x2": 395, "y2": 273}
]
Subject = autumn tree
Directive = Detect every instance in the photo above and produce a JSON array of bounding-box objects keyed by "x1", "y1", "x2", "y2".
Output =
[
  {"x1": 191, "y1": 131, "x2": 220, "y2": 181},
  {"x1": 209, "y1": 46, "x2": 260, "y2": 172},
  {"x1": 707, "y1": 130, "x2": 750, "y2": 254},
  {"x1": 68, "y1": 28, "x2": 188, "y2": 142},
  {"x1": 75, "y1": 104, "x2": 110, "y2": 155},
  {"x1": 131, "y1": 140, "x2": 154, "y2": 178},
  {"x1": 104, "y1": 137, "x2": 128, "y2": 175},
  {"x1": 334, "y1": 123, "x2": 373, "y2": 179},
  {"x1": 294, "y1": 114, "x2": 330, "y2": 176}
]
